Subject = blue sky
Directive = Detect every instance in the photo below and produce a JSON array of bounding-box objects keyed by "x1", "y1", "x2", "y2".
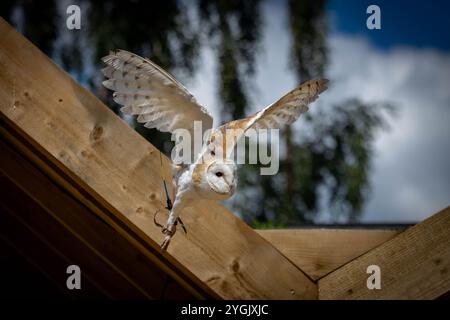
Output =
[{"x1": 328, "y1": 0, "x2": 450, "y2": 51}]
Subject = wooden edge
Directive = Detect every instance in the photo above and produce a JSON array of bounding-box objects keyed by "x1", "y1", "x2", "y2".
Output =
[
  {"x1": 257, "y1": 228, "x2": 405, "y2": 281},
  {"x1": 0, "y1": 203, "x2": 107, "y2": 299},
  {"x1": 318, "y1": 206, "x2": 450, "y2": 300},
  {"x1": 0, "y1": 113, "x2": 214, "y2": 300},
  {"x1": 0, "y1": 137, "x2": 196, "y2": 299},
  {"x1": 0, "y1": 17, "x2": 316, "y2": 299}
]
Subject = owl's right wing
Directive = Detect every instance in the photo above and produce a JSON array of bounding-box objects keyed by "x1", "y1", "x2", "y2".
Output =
[
  {"x1": 206, "y1": 79, "x2": 329, "y2": 159},
  {"x1": 102, "y1": 50, "x2": 213, "y2": 139}
]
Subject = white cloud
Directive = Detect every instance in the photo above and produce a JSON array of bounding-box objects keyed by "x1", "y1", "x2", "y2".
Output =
[{"x1": 324, "y1": 35, "x2": 450, "y2": 222}]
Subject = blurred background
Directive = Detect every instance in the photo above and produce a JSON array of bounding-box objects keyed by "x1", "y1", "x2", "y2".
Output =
[{"x1": 1, "y1": 0, "x2": 449, "y2": 227}]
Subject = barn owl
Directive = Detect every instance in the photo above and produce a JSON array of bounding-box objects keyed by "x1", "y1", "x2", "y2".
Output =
[{"x1": 102, "y1": 50, "x2": 328, "y2": 250}]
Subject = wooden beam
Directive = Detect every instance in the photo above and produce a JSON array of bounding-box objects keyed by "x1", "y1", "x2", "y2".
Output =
[
  {"x1": 257, "y1": 228, "x2": 404, "y2": 280},
  {"x1": 0, "y1": 17, "x2": 316, "y2": 299},
  {"x1": 0, "y1": 201, "x2": 107, "y2": 299},
  {"x1": 1, "y1": 117, "x2": 207, "y2": 299},
  {"x1": 318, "y1": 206, "x2": 450, "y2": 299},
  {"x1": 0, "y1": 138, "x2": 194, "y2": 299}
]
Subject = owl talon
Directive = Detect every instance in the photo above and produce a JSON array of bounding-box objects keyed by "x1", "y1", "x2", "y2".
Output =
[
  {"x1": 161, "y1": 235, "x2": 172, "y2": 250},
  {"x1": 161, "y1": 224, "x2": 177, "y2": 250}
]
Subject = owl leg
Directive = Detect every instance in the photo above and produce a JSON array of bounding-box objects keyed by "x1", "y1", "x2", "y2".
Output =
[
  {"x1": 161, "y1": 194, "x2": 188, "y2": 250},
  {"x1": 161, "y1": 211, "x2": 178, "y2": 250},
  {"x1": 161, "y1": 225, "x2": 176, "y2": 250}
]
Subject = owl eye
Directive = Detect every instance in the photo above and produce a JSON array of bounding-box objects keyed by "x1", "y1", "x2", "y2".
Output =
[
  {"x1": 215, "y1": 172, "x2": 223, "y2": 177},
  {"x1": 211, "y1": 150, "x2": 216, "y2": 156}
]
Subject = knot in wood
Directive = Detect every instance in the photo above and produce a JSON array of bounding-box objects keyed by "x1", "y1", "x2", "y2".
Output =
[{"x1": 90, "y1": 125, "x2": 104, "y2": 142}]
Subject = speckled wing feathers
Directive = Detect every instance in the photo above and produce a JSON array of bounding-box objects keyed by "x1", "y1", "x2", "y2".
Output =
[
  {"x1": 102, "y1": 50, "x2": 213, "y2": 136},
  {"x1": 208, "y1": 79, "x2": 329, "y2": 158}
]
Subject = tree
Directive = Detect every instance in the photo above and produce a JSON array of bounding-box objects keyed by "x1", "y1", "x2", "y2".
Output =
[
  {"x1": 231, "y1": 0, "x2": 395, "y2": 226},
  {"x1": 236, "y1": 99, "x2": 394, "y2": 225},
  {"x1": 198, "y1": 0, "x2": 262, "y2": 122}
]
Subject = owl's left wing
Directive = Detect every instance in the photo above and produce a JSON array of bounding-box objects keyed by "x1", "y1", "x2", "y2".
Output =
[
  {"x1": 207, "y1": 79, "x2": 328, "y2": 158},
  {"x1": 102, "y1": 50, "x2": 213, "y2": 139}
]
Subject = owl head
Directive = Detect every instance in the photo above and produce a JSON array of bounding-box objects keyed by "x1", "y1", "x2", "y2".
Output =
[{"x1": 204, "y1": 159, "x2": 237, "y2": 200}]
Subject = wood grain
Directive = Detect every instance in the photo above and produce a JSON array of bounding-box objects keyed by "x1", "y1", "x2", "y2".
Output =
[
  {"x1": 319, "y1": 206, "x2": 450, "y2": 299},
  {"x1": 0, "y1": 138, "x2": 190, "y2": 299},
  {"x1": 0, "y1": 201, "x2": 107, "y2": 299},
  {"x1": 258, "y1": 228, "x2": 403, "y2": 280},
  {"x1": 0, "y1": 179, "x2": 135, "y2": 299},
  {"x1": 0, "y1": 17, "x2": 316, "y2": 299}
]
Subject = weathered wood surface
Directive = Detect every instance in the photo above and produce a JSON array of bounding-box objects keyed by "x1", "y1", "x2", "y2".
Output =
[
  {"x1": 0, "y1": 137, "x2": 198, "y2": 299},
  {"x1": 319, "y1": 206, "x2": 450, "y2": 299},
  {"x1": 0, "y1": 205, "x2": 107, "y2": 299},
  {"x1": 0, "y1": 17, "x2": 316, "y2": 299},
  {"x1": 258, "y1": 228, "x2": 404, "y2": 280}
]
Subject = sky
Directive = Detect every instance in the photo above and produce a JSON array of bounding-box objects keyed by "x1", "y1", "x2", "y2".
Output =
[
  {"x1": 188, "y1": 0, "x2": 450, "y2": 223},
  {"x1": 328, "y1": 0, "x2": 450, "y2": 51}
]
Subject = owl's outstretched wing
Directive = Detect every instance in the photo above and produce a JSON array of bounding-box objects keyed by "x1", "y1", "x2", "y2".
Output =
[
  {"x1": 207, "y1": 79, "x2": 328, "y2": 158},
  {"x1": 102, "y1": 50, "x2": 213, "y2": 140}
]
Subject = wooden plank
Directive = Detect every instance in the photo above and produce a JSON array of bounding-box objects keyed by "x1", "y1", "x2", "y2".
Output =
[
  {"x1": 163, "y1": 277, "x2": 198, "y2": 300},
  {"x1": 258, "y1": 228, "x2": 403, "y2": 280},
  {"x1": 0, "y1": 202, "x2": 107, "y2": 299},
  {"x1": 0, "y1": 176, "x2": 151, "y2": 299},
  {"x1": 0, "y1": 123, "x2": 211, "y2": 300},
  {"x1": 319, "y1": 206, "x2": 450, "y2": 300},
  {"x1": 0, "y1": 17, "x2": 316, "y2": 299},
  {"x1": 0, "y1": 139, "x2": 173, "y2": 299},
  {"x1": 0, "y1": 235, "x2": 68, "y2": 299}
]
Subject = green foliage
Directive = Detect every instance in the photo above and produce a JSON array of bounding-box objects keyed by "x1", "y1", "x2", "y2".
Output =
[
  {"x1": 198, "y1": 0, "x2": 262, "y2": 121},
  {"x1": 86, "y1": 0, "x2": 200, "y2": 154},
  {"x1": 87, "y1": 0, "x2": 199, "y2": 74},
  {"x1": 236, "y1": 99, "x2": 395, "y2": 226},
  {"x1": 1, "y1": 0, "x2": 57, "y2": 55},
  {"x1": 288, "y1": 0, "x2": 328, "y2": 81},
  {"x1": 251, "y1": 219, "x2": 287, "y2": 230}
]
